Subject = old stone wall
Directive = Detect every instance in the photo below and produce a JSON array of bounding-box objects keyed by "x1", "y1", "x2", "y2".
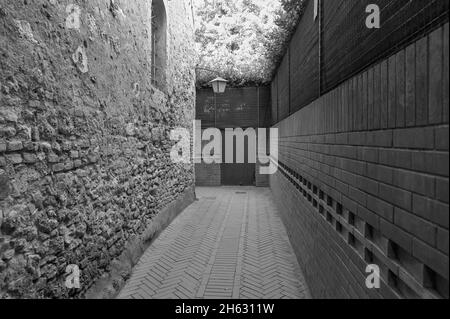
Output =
[{"x1": 0, "y1": 0, "x2": 196, "y2": 298}]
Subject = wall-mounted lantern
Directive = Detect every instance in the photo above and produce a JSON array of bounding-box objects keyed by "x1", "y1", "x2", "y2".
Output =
[{"x1": 209, "y1": 77, "x2": 228, "y2": 94}]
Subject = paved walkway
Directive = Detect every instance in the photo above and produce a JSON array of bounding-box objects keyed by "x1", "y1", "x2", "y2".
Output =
[{"x1": 117, "y1": 187, "x2": 310, "y2": 299}]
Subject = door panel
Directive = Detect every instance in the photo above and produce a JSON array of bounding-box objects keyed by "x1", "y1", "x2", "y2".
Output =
[{"x1": 221, "y1": 130, "x2": 255, "y2": 186}]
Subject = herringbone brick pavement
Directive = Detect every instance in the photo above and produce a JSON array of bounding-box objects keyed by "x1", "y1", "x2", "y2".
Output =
[{"x1": 117, "y1": 187, "x2": 310, "y2": 299}]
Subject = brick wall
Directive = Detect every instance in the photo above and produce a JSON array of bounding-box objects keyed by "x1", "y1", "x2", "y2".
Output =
[
  {"x1": 195, "y1": 163, "x2": 221, "y2": 186},
  {"x1": 271, "y1": 23, "x2": 449, "y2": 299},
  {"x1": 0, "y1": 0, "x2": 196, "y2": 298},
  {"x1": 255, "y1": 162, "x2": 269, "y2": 187}
]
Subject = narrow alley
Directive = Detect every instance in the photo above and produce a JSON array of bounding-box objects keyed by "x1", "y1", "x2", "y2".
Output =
[{"x1": 118, "y1": 187, "x2": 310, "y2": 299}]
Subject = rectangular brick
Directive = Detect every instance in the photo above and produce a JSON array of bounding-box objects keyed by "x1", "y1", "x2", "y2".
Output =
[
  {"x1": 412, "y1": 194, "x2": 449, "y2": 229},
  {"x1": 396, "y1": 50, "x2": 406, "y2": 127},
  {"x1": 380, "y1": 218, "x2": 413, "y2": 253},
  {"x1": 412, "y1": 151, "x2": 449, "y2": 177},
  {"x1": 358, "y1": 147, "x2": 378, "y2": 163},
  {"x1": 380, "y1": 60, "x2": 389, "y2": 128},
  {"x1": 392, "y1": 170, "x2": 435, "y2": 198},
  {"x1": 354, "y1": 76, "x2": 360, "y2": 131},
  {"x1": 366, "y1": 163, "x2": 393, "y2": 184},
  {"x1": 394, "y1": 208, "x2": 437, "y2": 246},
  {"x1": 348, "y1": 132, "x2": 366, "y2": 146},
  {"x1": 345, "y1": 80, "x2": 351, "y2": 132},
  {"x1": 335, "y1": 179, "x2": 349, "y2": 196},
  {"x1": 393, "y1": 127, "x2": 434, "y2": 149},
  {"x1": 405, "y1": 43, "x2": 416, "y2": 127},
  {"x1": 436, "y1": 177, "x2": 449, "y2": 204},
  {"x1": 373, "y1": 63, "x2": 381, "y2": 130},
  {"x1": 339, "y1": 169, "x2": 357, "y2": 187},
  {"x1": 349, "y1": 186, "x2": 366, "y2": 206},
  {"x1": 428, "y1": 27, "x2": 443, "y2": 124},
  {"x1": 388, "y1": 55, "x2": 397, "y2": 128},
  {"x1": 416, "y1": 36, "x2": 428, "y2": 125},
  {"x1": 443, "y1": 23, "x2": 449, "y2": 122},
  {"x1": 342, "y1": 195, "x2": 358, "y2": 214},
  {"x1": 437, "y1": 228, "x2": 449, "y2": 255},
  {"x1": 379, "y1": 183, "x2": 412, "y2": 211},
  {"x1": 367, "y1": 195, "x2": 394, "y2": 222},
  {"x1": 335, "y1": 133, "x2": 348, "y2": 145},
  {"x1": 340, "y1": 158, "x2": 365, "y2": 176},
  {"x1": 366, "y1": 130, "x2": 393, "y2": 147},
  {"x1": 379, "y1": 149, "x2": 412, "y2": 170},
  {"x1": 362, "y1": 71, "x2": 368, "y2": 131},
  {"x1": 435, "y1": 126, "x2": 449, "y2": 151},
  {"x1": 0, "y1": 143, "x2": 6, "y2": 153},
  {"x1": 412, "y1": 238, "x2": 449, "y2": 280},
  {"x1": 368, "y1": 68, "x2": 374, "y2": 130},
  {"x1": 356, "y1": 176, "x2": 378, "y2": 196}
]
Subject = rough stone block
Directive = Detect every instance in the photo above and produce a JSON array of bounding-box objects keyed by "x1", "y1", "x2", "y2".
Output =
[
  {"x1": 52, "y1": 163, "x2": 65, "y2": 172},
  {"x1": 70, "y1": 151, "x2": 79, "y2": 159},
  {"x1": 7, "y1": 141, "x2": 23, "y2": 152},
  {"x1": 47, "y1": 153, "x2": 59, "y2": 163},
  {"x1": 23, "y1": 153, "x2": 38, "y2": 164},
  {"x1": 0, "y1": 174, "x2": 10, "y2": 200},
  {"x1": 5, "y1": 153, "x2": 23, "y2": 165}
]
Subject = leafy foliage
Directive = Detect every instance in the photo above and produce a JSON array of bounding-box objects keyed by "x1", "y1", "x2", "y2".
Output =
[{"x1": 194, "y1": 0, "x2": 305, "y2": 88}]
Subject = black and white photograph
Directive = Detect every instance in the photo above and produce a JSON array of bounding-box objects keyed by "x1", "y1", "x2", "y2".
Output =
[{"x1": 0, "y1": 0, "x2": 449, "y2": 307}]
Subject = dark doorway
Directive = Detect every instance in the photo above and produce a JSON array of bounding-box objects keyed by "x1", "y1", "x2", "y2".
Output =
[{"x1": 221, "y1": 130, "x2": 255, "y2": 186}]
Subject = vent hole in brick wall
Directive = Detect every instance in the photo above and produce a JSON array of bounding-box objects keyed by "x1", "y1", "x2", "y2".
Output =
[
  {"x1": 364, "y1": 248, "x2": 374, "y2": 263},
  {"x1": 327, "y1": 195, "x2": 333, "y2": 207},
  {"x1": 326, "y1": 211, "x2": 333, "y2": 224},
  {"x1": 235, "y1": 192, "x2": 247, "y2": 194},
  {"x1": 394, "y1": 244, "x2": 449, "y2": 298},
  {"x1": 386, "y1": 240, "x2": 397, "y2": 260},
  {"x1": 388, "y1": 270, "x2": 420, "y2": 299},
  {"x1": 336, "y1": 203, "x2": 343, "y2": 215},
  {"x1": 335, "y1": 221, "x2": 343, "y2": 234},
  {"x1": 348, "y1": 233, "x2": 356, "y2": 247},
  {"x1": 348, "y1": 212, "x2": 355, "y2": 226},
  {"x1": 278, "y1": 160, "x2": 449, "y2": 299},
  {"x1": 364, "y1": 224, "x2": 374, "y2": 240},
  {"x1": 431, "y1": 270, "x2": 449, "y2": 299}
]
